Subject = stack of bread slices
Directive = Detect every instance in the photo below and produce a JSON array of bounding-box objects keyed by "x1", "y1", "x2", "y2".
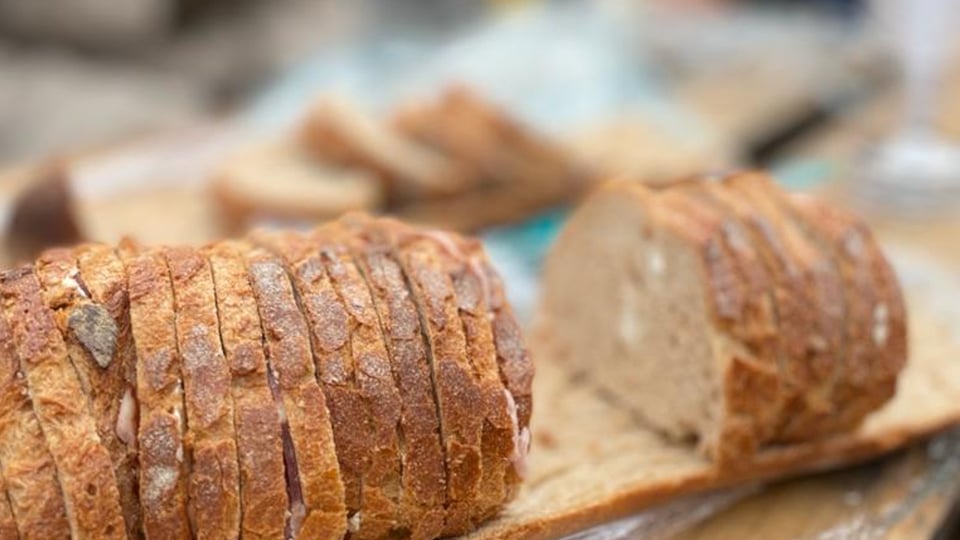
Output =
[
  {"x1": 0, "y1": 213, "x2": 532, "y2": 539},
  {"x1": 538, "y1": 172, "x2": 907, "y2": 466}
]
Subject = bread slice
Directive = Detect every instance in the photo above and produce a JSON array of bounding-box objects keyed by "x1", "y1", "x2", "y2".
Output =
[
  {"x1": 75, "y1": 244, "x2": 142, "y2": 537},
  {"x1": 210, "y1": 139, "x2": 382, "y2": 231},
  {"x1": 301, "y1": 96, "x2": 478, "y2": 203},
  {"x1": 205, "y1": 241, "x2": 289, "y2": 539},
  {"x1": 120, "y1": 243, "x2": 192, "y2": 539},
  {"x1": 164, "y1": 246, "x2": 242, "y2": 538},
  {"x1": 786, "y1": 193, "x2": 907, "y2": 431},
  {"x1": 337, "y1": 221, "x2": 447, "y2": 540},
  {"x1": 0, "y1": 265, "x2": 126, "y2": 538},
  {"x1": 422, "y1": 230, "x2": 523, "y2": 523},
  {"x1": 251, "y1": 227, "x2": 405, "y2": 539},
  {"x1": 723, "y1": 173, "x2": 846, "y2": 440},
  {"x1": 244, "y1": 246, "x2": 347, "y2": 539},
  {"x1": 0, "y1": 283, "x2": 69, "y2": 537},
  {"x1": 388, "y1": 222, "x2": 486, "y2": 535},
  {"x1": 35, "y1": 245, "x2": 139, "y2": 537},
  {"x1": 0, "y1": 474, "x2": 17, "y2": 539},
  {"x1": 538, "y1": 180, "x2": 776, "y2": 462},
  {"x1": 653, "y1": 188, "x2": 784, "y2": 458}
]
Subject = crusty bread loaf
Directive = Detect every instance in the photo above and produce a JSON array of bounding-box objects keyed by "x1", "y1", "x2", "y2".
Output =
[
  {"x1": 1, "y1": 215, "x2": 527, "y2": 539},
  {"x1": 205, "y1": 241, "x2": 289, "y2": 539},
  {"x1": 0, "y1": 265, "x2": 126, "y2": 538},
  {"x1": 165, "y1": 246, "x2": 242, "y2": 539},
  {"x1": 0, "y1": 288, "x2": 69, "y2": 538},
  {"x1": 537, "y1": 175, "x2": 907, "y2": 464},
  {"x1": 120, "y1": 243, "x2": 192, "y2": 539},
  {"x1": 245, "y1": 247, "x2": 348, "y2": 539}
]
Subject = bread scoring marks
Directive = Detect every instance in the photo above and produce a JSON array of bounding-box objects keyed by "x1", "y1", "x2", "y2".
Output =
[
  {"x1": 67, "y1": 303, "x2": 118, "y2": 369},
  {"x1": 873, "y1": 303, "x2": 890, "y2": 347},
  {"x1": 348, "y1": 511, "x2": 362, "y2": 533}
]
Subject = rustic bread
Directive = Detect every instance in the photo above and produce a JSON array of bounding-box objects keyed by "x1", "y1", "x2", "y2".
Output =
[
  {"x1": 164, "y1": 246, "x2": 242, "y2": 538},
  {"x1": 120, "y1": 243, "x2": 192, "y2": 539},
  {"x1": 337, "y1": 221, "x2": 448, "y2": 540},
  {"x1": 251, "y1": 227, "x2": 405, "y2": 539},
  {"x1": 388, "y1": 222, "x2": 487, "y2": 535},
  {"x1": 723, "y1": 173, "x2": 847, "y2": 440},
  {"x1": 421, "y1": 230, "x2": 523, "y2": 523},
  {"x1": 0, "y1": 265, "x2": 126, "y2": 538},
  {"x1": 76, "y1": 244, "x2": 142, "y2": 537},
  {"x1": 206, "y1": 241, "x2": 289, "y2": 539},
  {"x1": 244, "y1": 246, "x2": 347, "y2": 539},
  {"x1": 0, "y1": 287, "x2": 68, "y2": 538},
  {"x1": 211, "y1": 140, "x2": 382, "y2": 231},
  {"x1": 786, "y1": 193, "x2": 907, "y2": 431},
  {"x1": 35, "y1": 245, "x2": 139, "y2": 537},
  {"x1": 301, "y1": 97, "x2": 477, "y2": 203}
]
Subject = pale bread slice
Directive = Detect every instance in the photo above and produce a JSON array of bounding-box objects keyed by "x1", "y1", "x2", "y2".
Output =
[
  {"x1": 76, "y1": 244, "x2": 142, "y2": 537},
  {"x1": 164, "y1": 246, "x2": 242, "y2": 538},
  {"x1": 467, "y1": 302, "x2": 960, "y2": 539},
  {"x1": 0, "y1": 265, "x2": 126, "y2": 538},
  {"x1": 244, "y1": 246, "x2": 347, "y2": 539},
  {"x1": 206, "y1": 241, "x2": 289, "y2": 539},
  {"x1": 211, "y1": 139, "x2": 382, "y2": 231},
  {"x1": 0, "y1": 284, "x2": 68, "y2": 538},
  {"x1": 120, "y1": 243, "x2": 192, "y2": 539}
]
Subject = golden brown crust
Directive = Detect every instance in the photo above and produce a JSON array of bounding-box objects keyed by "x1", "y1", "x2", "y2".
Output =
[
  {"x1": 313, "y1": 226, "x2": 404, "y2": 539},
  {"x1": 786, "y1": 195, "x2": 907, "y2": 430},
  {"x1": 0, "y1": 265, "x2": 126, "y2": 539},
  {"x1": 426, "y1": 231, "x2": 521, "y2": 524},
  {"x1": 120, "y1": 245, "x2": 192, "y2": 539},
  {"x1": 652, "y1": 187, "x2": 783, "y2": 461},
  {"x1": 36, "y1": 245, "x2": 141, "y2": 538},
  {"x1": 164, "y1": 246, "x2": 242, "y2": 539},
  {"x1": 0, "y1": 288, "x2": 68, "y2": 538},
  {"x1": 389, "y1": 224, "x2": 486, "y2": 536},
  {"x1": 205, "y1": 241, "x2": 289, "y2": 540},
  {"x1": 725, "y1": 173, "x2": 846, "y2": 440},
  {"x1": 244, "y1": 247, "x2": 347, "y2": 539},
  {"x1": 75, "y1": 244, "x2": 141, "y2": 538},
  {"x1": 338, "y1": 219, "x2": 447, "y2": 540},
  {"x1": 0, "y1": 474, "x2": 17, "y2": 540}
]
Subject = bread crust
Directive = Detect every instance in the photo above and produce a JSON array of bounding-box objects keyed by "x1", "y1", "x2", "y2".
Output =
[
  {"x1": 786, "y1": 194, "x2": 907, "y2": 430},
  {"x1": 75, "y1": 244, "x2": 143, "y2": 538},
  {"x1": 120, "y1": 244, "x2": 192, "y2": 539},
  {"x1": 0, "y1": 265, "x2": 126, "y2": 539},
  {"x1": 724, "y1": 173, "x2": 846, "y2": 440},
  {"x1": 37, "y1": 245, "x2": 141, "y2": 538},
  {"x1": 164, "y1": 246, "x2": 242, "y2": 539},
  {"x1": 389, "y1": 223, "x2": 486, "y2": 535},
  {"x1": 427, "y1": 231, "x2": 522, "y2": 523},
  {"x1": 205, "y1": 241, "x2": 289, "y2": 540},
  {"x1": 0, "y1": 473, "x2": 17, "y2": 539},
  {"x1": 652, "y1": 187, "x2": 783, "y2": 461},
  {"x1": 244, "y1": 247, "x2": 347, "y2": 539},
  {"x1": 337, "y1": 219, "x2": 448, "y2": 540},
  {"x1": 0, "y1": 284, "x2": 68, "y2": 538}
]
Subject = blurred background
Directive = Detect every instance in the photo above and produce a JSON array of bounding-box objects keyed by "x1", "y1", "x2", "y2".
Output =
[{"x1": 3, "y1": 0, "x2": 960, "y2": 538}]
